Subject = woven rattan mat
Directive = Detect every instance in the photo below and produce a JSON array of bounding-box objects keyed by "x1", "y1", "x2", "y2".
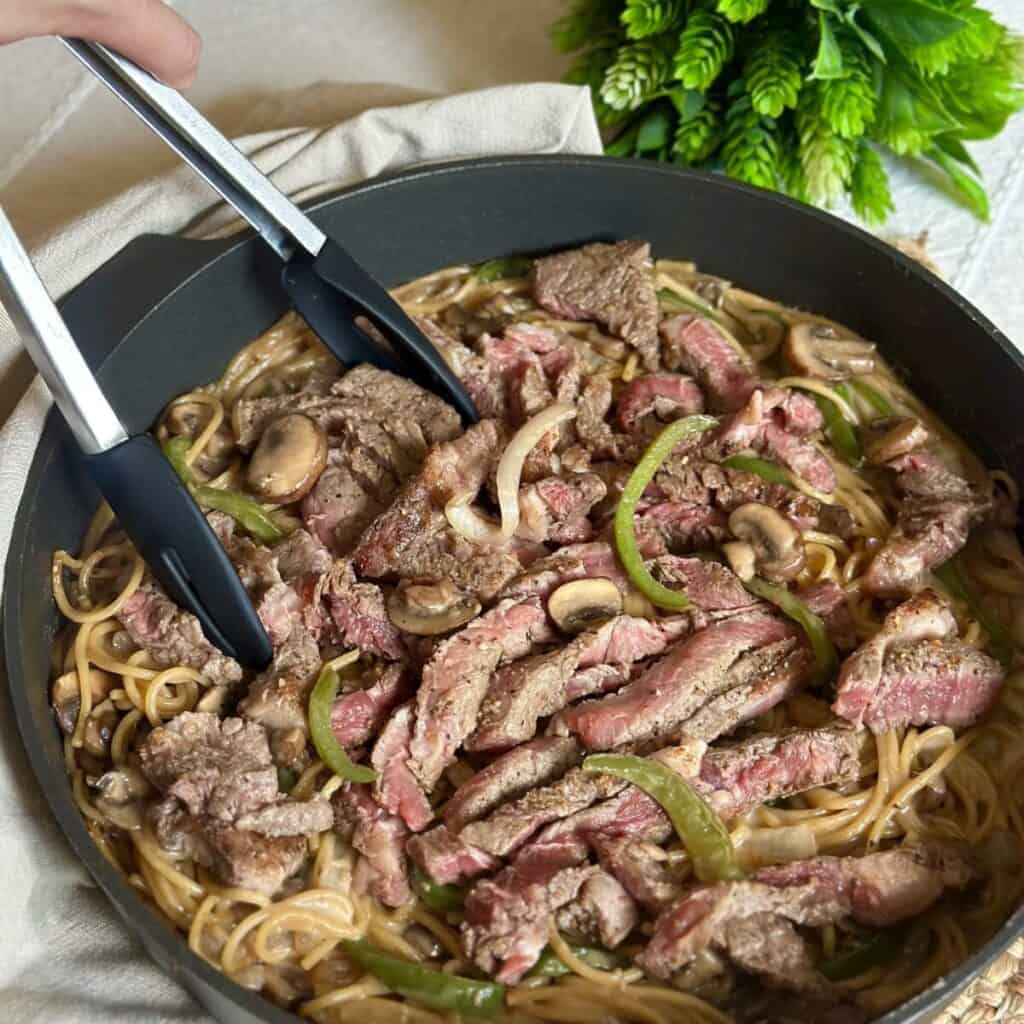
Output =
[{"x1": 933, "y1": 937, "x2": 1024, "y2": 1022}]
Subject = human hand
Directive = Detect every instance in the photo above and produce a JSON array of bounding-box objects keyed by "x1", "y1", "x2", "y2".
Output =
[{"x1": 0, "y1": 1, "x2": 201, "y2": 87}]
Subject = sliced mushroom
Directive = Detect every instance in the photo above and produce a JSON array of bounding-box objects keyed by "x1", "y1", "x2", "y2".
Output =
[
  {"x1": 548, "y1": 577, "x2": 623, "y2": 634},
  {"x1": 783, "y1": 321, "x2": 876, "y2": 381},
  {"x1": 387, "y1": 579, "x2": 481, "y2": 636},
  {"x1": 728, "y1": 503, "x2": 805, "y2": 583},
  {"x1": 83, "y1": 698, "x2": 119, "y2": 759},
  {"x1": 164, "y1": 401, "x2": 237, "y2": 477},
  {"x1": 863, "y1": 416, "x2": 930, "y2": 466},
  {"x1": 721, "y1": 540, "x2": 757, "y2": 582},
  {"x1": 51, "y1": 668, "x2": 115, "y2": 736},
  {"x1": 93, "y1": 764, "x2": 151, "y2": 831},
  {"x1": 271, "y1": 726, "x2": 311, "y2": 774},
  {"x1": 246, "y1": 413, "x2": 327, "y2": 504}
]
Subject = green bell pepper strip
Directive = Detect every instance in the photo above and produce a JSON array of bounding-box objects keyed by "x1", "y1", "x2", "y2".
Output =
[
  {"x1": 813, "y1": 393, "x2": 863, "y2": 467},
  {"x1": 656, "y1": 287, "x2": 716, "y2": 319},
  {"x1": 614, "y1": 415, "x2": 719, "y2": 610},
  {"x1": 744, "y1": 577, "x2": 838, "y2": 685},
  {"x1": 582, "y1": 754, "x2": 744, "y2": 883},
  {"x1": 191, "y1": 485, "x2": 286, "y2": 545},
  {"x1": 308, "y1": 667, "x2": 378, "y2": 784},
  {"x1": 527, "y1": 944, "x2": 625, "y2": 978},
  {"x1": 162, "y1": 436, "x2": 196, "y2": 485},
  {"x1": 721, "y1": 454, "x2": 792, "y2": 486},
  {"x1": 848, "y1": 379, "x2": 895, "y2": 418},
  {"x1": 342, "y1": 940, "x2": 505, "y2": 1017},
  {"x1": 162, "y1": 437, "x2": 286, "y2": 545},
  {"x1": 820, "y1": 929, "x2": 904, "y2": 981},
  {"x1": 413, "y1": 870, "x2": 465, "y2": 913},
  {"x1": 934, "y1": 558, "x2": 1015, "y2": 668},
  {"x1": 474, "y1": 256, "x2": 532, "y2": 282}
]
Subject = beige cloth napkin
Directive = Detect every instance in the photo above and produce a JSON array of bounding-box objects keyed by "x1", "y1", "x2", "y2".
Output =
[{"x1": 0, "y1": 81, "x2": 601, "y2": 1022}]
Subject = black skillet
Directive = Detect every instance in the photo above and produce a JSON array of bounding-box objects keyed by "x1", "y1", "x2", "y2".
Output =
[{"x1": 5, "y1": 156, "x2": 1024, "y2": 1024}]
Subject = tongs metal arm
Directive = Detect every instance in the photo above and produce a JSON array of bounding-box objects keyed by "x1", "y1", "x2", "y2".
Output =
[{"x1": 61, "y1": 38, "x2": 326, "y2": 263}]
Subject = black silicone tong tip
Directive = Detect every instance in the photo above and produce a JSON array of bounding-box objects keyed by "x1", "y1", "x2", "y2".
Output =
[
  {"x1": 86, "y1": 435, "x2": 273, "y2": 670},
  {"x1": 281, "y1": 240, "x2": 481, "y2": 426}
]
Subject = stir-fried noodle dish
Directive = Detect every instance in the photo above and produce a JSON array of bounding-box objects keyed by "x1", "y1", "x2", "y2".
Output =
[{"x1": 51, "y1": 241, "x2": 1024, "y2": 1023}]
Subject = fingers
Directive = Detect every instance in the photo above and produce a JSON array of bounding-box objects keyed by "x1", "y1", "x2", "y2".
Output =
[{"x1": 0, "y1": 0, "x2": 202, "y2": 88}]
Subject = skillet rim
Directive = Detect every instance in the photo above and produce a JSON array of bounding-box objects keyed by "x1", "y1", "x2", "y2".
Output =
[{"x1": 4, "y1": 154, "x2": 1023, "y2": 1024}]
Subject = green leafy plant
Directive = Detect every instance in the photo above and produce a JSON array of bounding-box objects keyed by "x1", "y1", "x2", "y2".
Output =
[{"x1": 550, "y1": 0, "x2": 1023, "y2": 222}]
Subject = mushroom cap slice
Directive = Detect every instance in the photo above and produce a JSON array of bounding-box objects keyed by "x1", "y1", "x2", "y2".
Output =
[
  {"x1": 728, "y1": 503, "x2": 805, "y2": 583},
  {"x1": 783, "y1": 321, "x2": 876, "y2": 381},
  {"x1": 864, "y1": 416, "x2": 930, "y2": 466},
  {"x1": 722, "y1": 541, "x2": 757, "y2": 582},
  {"x1": 387, "y1": 579, "x2": 481, "y2": 636},
  {"x1": 548, "y1": 577, "x2": 623, "y2": 634},
  {"x1": 246, "y1": 413, "x2": 327, "y2": 504}
]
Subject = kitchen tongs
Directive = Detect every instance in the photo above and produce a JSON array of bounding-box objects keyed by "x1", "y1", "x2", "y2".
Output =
[
  {"x1": 0, "y1": 210, "x2": 272, "y2": 669},
  {"x1": 62, "y1": 39, "x2": 480, "y2": 425}
]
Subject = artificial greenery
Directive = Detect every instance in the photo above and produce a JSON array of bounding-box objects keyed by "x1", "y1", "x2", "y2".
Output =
[{"x1": 550, "y1": 0, "x2": 1023, "y2": 222}]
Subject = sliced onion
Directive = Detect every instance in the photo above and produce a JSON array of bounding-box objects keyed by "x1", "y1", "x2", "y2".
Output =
[
  {"x1": 736, "y1": 824, "x2": 817, "y2": 870},
  {"x1": 444, "y1": 493, "x2": 505, "y2": 544},
  {"x1": 444, "y1": 402, "x2": 577, "y2": 545}
]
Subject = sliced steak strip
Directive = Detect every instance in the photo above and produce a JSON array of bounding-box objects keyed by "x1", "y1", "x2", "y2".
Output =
[
  {"x1": 407, "y1": 596, "x2": 554, "y2": 791},
  {"x1": 458, "y1": 769, "x2": 627, "y2": 858},
  {"x1": 352, "y1": 419, "x2": 522, "y2": 601},
  {"x1": 462, "y1": 864, "x2": 598, "y2": 983},
  {"x1": 470, "y1": 615, "x2": 692, "y2": 752},
  {"x1": 654, "y1": 459, "x2": 853, "y2": 537},
  {"x1": 615, "y1": 373, "x2": 704, "y2": 434},
  {"x1": 592, "y1": 836, "x2": 683, "y2": 914},
  {"x1": 333, "y1": 783, "x2": 411, "y2": 907},
  {"x1": 649, "y1": 556, "x2": 757, "y2": 611},
  {"x1": 801, "y1": 580, "x2": 858, "y2": 651},
  {"x1": 639, "y1": 841, "x2": 977, "y2": 983},
  {"x1": 561, "y1": 613, "x2": 794, "y2": 750},
  {"x1": 675, "y1": 725, "x2": 862, "y2": 820},
  {"x1": 660, "y1": 314, "x2": 757, "y2": 412},
  {"x1": 407, "y1": 824, "x2": 501, "y2": 886},
  {"x1": 322, "y1": 560, "x2": 405, "y2": 661},
  {"x1": 238, "y1": 628, "x2": 322, "y2": 734},
  {"x1": 635, "y1": 502, "x2": 730, "y2": 554},
  {"x1": 833, "y1": 589, "x2": 1004, "y2": 731},
  {"x1": 864, "y1": 450, "x2": 990, "y2": 598},
  {"x1": 371, "y1": 702, "x2": 433, "y2": 832},
  {"x1": 532, "y1": 240, "x2": 659, "y2": 370},
  {"x1": 139, "y1": 713, "x2": 325, "y2": 894},
  {"x1": 331, "y1": 663, "x2": 411, "y2": 750},
  {"x1": 516, "y1": 473, "x2": 606, "y2": 544},
  {"x1": 555, "y1": 869, "x2": 638, "y2": 948},
  {"x1": 118, "y1": 582, "x2": 242, "y2": 687},
  {"x1": 499, "y1": 541, "x2": 629, "y2": 602},
  {"x1": 443, "y1": 737, "x2": 580, "y2": 832}
]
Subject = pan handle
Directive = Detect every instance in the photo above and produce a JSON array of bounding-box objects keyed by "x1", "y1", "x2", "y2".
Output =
[{"x1": 61, "y1": 39, "x2": 326, "y2": 263}]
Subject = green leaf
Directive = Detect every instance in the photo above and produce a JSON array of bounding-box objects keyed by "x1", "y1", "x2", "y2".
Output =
[
  {"x1": 673, "y1": 10, "x2": 736, "y2": 91},
  {"x1": 872, "y1": 59, "x2": 960, "y2": 155},
  {"x1": 605, "y1": 118, "x2": 643, "y2": 156},
  {"x1": 636, "y1": 105, "x2": 675, "y2": 151},
  {"x1": 811, "y1": 12, "x2": 846, "y2": 81},
  {"x1": 850, "y1": 140, "x2": 894, "y2": 224},
  {"x1": 934, "y1": 133, "x2": 980, "y2": 174},
  {"x1": 861, "y1": 0, "x2": 968, "y2": 48},
  {"x1": 668, "y1": 87, "x2": 705, "y2": 120},
  {"x1": 926, "y1": 142, "x2": 990, "y2": 220},
  {"x1": 844, "y1": 6, "x2": 887, "y2": 63}
]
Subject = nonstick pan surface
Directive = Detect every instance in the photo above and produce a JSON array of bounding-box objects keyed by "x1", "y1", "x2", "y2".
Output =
[{"x1": 6, "y1": 156, "x2": 1024, "y2": 1024}]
